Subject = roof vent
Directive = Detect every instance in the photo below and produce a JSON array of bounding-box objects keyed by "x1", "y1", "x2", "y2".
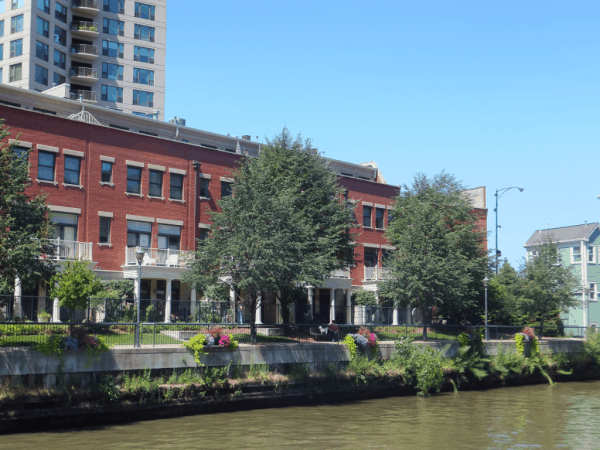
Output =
[{"x1": 242, "y1": 135, "x2": 251, "y2": 140}]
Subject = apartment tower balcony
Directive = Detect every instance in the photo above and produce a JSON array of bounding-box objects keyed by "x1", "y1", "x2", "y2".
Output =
[
  {"x1": 71, "y1": 0, "x2": 100, "y2": 17},
  {"x1": 69, "y1": 67, "x2": 98, "y2": 84},
  {"x1": 70, "y1": 21, "x2": 99, "y2": 39},
  {"x1": 70, "y1": 44, "x2": 99, "y2": 62}
]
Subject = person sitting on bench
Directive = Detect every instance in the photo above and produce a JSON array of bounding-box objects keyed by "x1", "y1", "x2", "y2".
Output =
[{"x1": 328, "y1": 320, "x2": 339, "y2": 341}]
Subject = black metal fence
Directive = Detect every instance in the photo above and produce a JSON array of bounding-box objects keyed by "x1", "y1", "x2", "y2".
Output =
[{"x1": 0, "y1": 321, "x2": 591, "y2": 350}]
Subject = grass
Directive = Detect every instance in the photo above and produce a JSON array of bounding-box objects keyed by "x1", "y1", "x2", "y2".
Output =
[{"x1": 0, "y1": 331, "x2": 182, "y2": 348}]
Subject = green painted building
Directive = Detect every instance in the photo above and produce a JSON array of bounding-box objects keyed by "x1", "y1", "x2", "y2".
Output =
[{"x1": 524, "y1": 223, "x2": 600, "y2": 330}]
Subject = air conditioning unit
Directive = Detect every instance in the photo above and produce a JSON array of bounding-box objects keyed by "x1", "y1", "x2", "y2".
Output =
[{"x1": 169, "y1": 117, "x2": 186, "y2": 126}]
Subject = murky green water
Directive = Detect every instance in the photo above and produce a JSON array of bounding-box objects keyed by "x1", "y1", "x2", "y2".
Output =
[{"x1": 4, "y1": 381, "x2": 600, "y2": 449}]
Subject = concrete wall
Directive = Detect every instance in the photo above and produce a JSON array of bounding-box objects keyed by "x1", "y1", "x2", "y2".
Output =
[{"x1": 0, "y1": 339, "x2": 585, "y2": 389}]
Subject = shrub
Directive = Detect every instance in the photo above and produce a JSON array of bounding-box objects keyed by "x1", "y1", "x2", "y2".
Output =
[
  {"x1": 392, "y1": 337, "x2": 445, "y2": 396},
  {"x1": 343, "y1": 334, "x2": 358, "y2": 359},
  {"x1": 35, "y1": 335, "x2": 64, "y2": 356},
  {"x1": 352, "y1": 290, "x2": 378, "y2": 307},
  {"x1": 184, "y1": 334, "x2": 207, "y2": 365}
]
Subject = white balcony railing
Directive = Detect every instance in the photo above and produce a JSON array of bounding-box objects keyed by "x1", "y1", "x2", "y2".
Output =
[
  {"x1": 364, "y1": 266, "x2": 391, "y2": 281},
  {"x1": 49, "y1": 238, "x2": 93, "y2": 261},
  {"x1": 331, "y1": 267, "x2": 351, "y2": 278},
  {"x1": 125, "y1": 247, "x2": 193, "y2": 268}
]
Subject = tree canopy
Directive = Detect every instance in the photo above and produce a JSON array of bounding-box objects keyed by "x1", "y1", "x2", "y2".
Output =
[
  {"x1": 380, "y1": 171, "x2": 488, "y2": 334},
  {"x1": 0, "y1": 121, "x2": 55, "y2": 295},
  {"x1": 51, "y1": 261, "x2": 103, "y2": 323},
  {"x1": 184, "y1": 128, "x2": 356, "y2": 339}
]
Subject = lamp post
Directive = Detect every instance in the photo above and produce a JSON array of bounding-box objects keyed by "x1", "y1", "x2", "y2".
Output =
[
  {"x1": 135, "y1": 250, "x2": 145, "y2": 348},
  {"x1": 483, "y1": 276, "x2": 489, "y2": 341},
  {"x1": 494, "y1": 187, "x2": 524, "y2": 273}
]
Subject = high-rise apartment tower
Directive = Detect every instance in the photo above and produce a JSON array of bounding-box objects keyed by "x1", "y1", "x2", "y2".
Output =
[{"x1": 0, "y1": 0, "x2": 166, "y2": 119}]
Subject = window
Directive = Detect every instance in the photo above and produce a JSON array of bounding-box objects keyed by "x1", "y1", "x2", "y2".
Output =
[
  {"x1": 135, "y1": 2, "x2": 155, "y2": 20},
  {"x1": 134, "y1": 24, "x2": 154, "y2": 42},
  {"x1": 54, "y1": 26, "x2": 66, "y2": 46},
  {"x1": 34, "y1": 65, "x2": 48, "y2": 86},
  {"x1": 134, "y1": 46, "x2": 154, "y2": 63},
  {"x1": 221, "y1": 181, "x2": 232, "y2": 198},
  {"x1": 103, "y1": 0, "x2": 124, "y2": 14},
  {"x1": 101, "y1": 161, "x2": 112, "y2": 183},
  {"x1": 53, "y1": 72, "x2": 65, "y2": 86},
  {"x1": 9, "y1": 38, "x2": 22, "y2": 57},
  {"x1": 132, "y1": 90, "x2": 153, "y2": 107},
  {"x1": 33, "y1": 107, "x2": 55, "y2": 115},
  {"x1": 37, "y1": 0, "x2": 49, "y2": 13},
  {"x1": 199, "y1": 229, "x2": 208, "y2": 241},
  {"x1": 127, "y1": 220, "x2": 151, "y2": 248},
  {"x1": 11, "y1": 0, "x2": 23, "y2": 9},
  {"x1": 103, "y1": 18, "x2": 124, "y2": 36},
  {"x1": 589, "y1": 283, "x2": 597, "y2": 302},
  {"x1": 37, "y1": 151, "x2": 55, "y2": 181},
  {"x1": 102, "y1": 62, "x2": 123, "y2": 80},
  {"x1": 132, "y1": 111, "x2": 153, "y2": 118},
  {"x1": 64, "y1": 156, "x2": 81, "y2": 185},
  {"x1": 54, "y1": 3, "x2": 67, "y2": 23},
  {"x1": 10, "y1": 14, "x2": 22, "y2": 33},
  {"x1": 589, "y1": 245, "x2": 596, "y2": 264},
  {"x1": 170, "y1": 174, "x2": 183, "y2": 200},
  {"x1": 573, "y1": 246, "x2": 581, "y2": 263},
  {"x1": 375, "y1": 207, "x2": 385, "y2": 229},
  {"x1": 0, "y1": 43, "x2": 3, "y2": 60},
  {"x1": 37, "y1": 16, "x2": 49, "y2": 37},
  {"x1": 158, "y1": 224, "x2": 180, "y2": 250},
  {"x1": 148, "y1": 169, "x2": 163, "y2": 197},
  {"x1": 133, "y1": 68, "x2": 154, "y2": 85},
  {"x1": 12, "y1": 145, "x2": 28, "y2": 164},
  {"x1": 102, "y1": 40, "x2": 124, "y2": 58},
  {"x1": 127, "y1": 166, "x2": 142, "y2": 194},
  {"x1": 199, "y1": 178, "x2": 209, "y2": 199},
  {"x1": 363, "y1": 206, "x2": 372, "y2": 227},
  {"x1": 51, "y1": 213, "x2": 77, "y2": 242},
  {"x1": 0, "y1": 20, "x2": 4, "y2": 37},
  {"x1": 9, "y1": 63, "x2": 21, "y2": 81},
  {"x1": 99, "y1": 217, "x2": 111, "y2": 244},
  {"x1": 101, "y1": 85, "x2": 123, "y2": 103},
  {"x1": 35, "y1": 41, "x2": 48, "y2": 61},
  {"x1": 54, "y1": 49, "x2": 66, "y2": 69},
  {"x1": 0, "y1": 68, "x2": 3, "y2": 83}
]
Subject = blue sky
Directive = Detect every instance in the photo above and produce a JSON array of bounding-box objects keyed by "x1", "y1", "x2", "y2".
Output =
[{"x1": 165, "y1": 1, "x2": 600, "y2": 268}]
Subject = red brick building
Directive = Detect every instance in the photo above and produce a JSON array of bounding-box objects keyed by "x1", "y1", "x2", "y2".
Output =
[{"x1": 0, "y1": 85, "x2": 486, "y2": 324}]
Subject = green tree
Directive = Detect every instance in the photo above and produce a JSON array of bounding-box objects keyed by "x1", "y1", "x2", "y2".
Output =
[
  {"x1": 380, "y1": 172, "x2": 488, "y2": 338},
  {"x1": 51, "y1": 261, "x2": 103, "y2": 324},
  {"x1": 519, "y1": 241, "x2": 580, "y2": 339},
  {"x1": 0, "y1": 122, "x2": 55, "y2": 300},
  {"x1": 184, "y1": 128, "x2": 356, "y2": 341},
  {"x1": 486, "y1": 262, "x2": 523, "y2": 325}
]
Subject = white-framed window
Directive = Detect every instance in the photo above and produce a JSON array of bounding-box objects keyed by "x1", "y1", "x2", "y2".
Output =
[
  {"x1": 529, "y1": 249, "x2": 539, "y2": 261},
  {"x1": 572, "y1": 246, "x2": 581, "y2": 263},
  {"x1": 589, "y1": 283, "x2": 597, "y2": 302},
  {"x1": 590, "y1": 245, "x2": 597, "y2": 264}
]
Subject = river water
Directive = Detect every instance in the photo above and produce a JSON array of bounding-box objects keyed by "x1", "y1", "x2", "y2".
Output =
[{"x1": 5, "y1": 381, "x2": 600, "y2": 449}]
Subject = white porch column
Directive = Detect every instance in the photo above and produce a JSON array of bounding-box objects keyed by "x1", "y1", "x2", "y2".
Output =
[
  {"x1": 190, "y1": 289, "x2": 197, "y2": 321},
  {"x1": 255, "y1": 293, "x2": 263, "y2": 325},
  {"x1": 330, "y1": 288, "x2": 335, "y2": 323},
  {"x1": 164, "y1": 280, "x2": 172, "y2": 323},
  {"x1": 307, "y1": 287, "x2": 314, "y2": 321},
  {"x1": 52, "y1": 281, "x2": 60, "y2": 323},
  {"x1": 392, "y1": 307, "x2": 399, "y2": 326},
  {"x1": 230, "y1": 287, "x2": 237, "y2": 323},
  {"x1": 345, "y1": 289, "x2": 352, "y2": 324},
  {"x1": 13, "y1": 277, "x2": 22, "y2": 319}
]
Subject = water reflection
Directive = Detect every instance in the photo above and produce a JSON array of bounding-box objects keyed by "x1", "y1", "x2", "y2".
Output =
[{"x1": 4, "y1": 381, "x2": 600, "y2": 449}]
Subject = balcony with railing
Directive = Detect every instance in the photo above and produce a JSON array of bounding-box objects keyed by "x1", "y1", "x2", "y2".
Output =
[
  {"x1": 71, "y1": 21, "x2": 99, "y2": 38},
  {"x1": 364, "y1": 266, "x2": 391, "y2": 281},
  {"x1": 69, "y1": 67, "x2": 98, "y2": 84},
  {"x1": 331, "y1": 267, "x2": 351, "y2": 278},
  {"x1": 70, "y1": 44, "x2": 98, "y2": 61},
  {"x1": 49, "y1": 239, "x2": 93, "y2": 262},
  {"x1": 72, "y1": 0, "x2": 100, "y2": 16},
  {"x1": 125, "y1": 247, "x2": 193, "y2": 268},
  {"x1": 69, "y1": 90, "x2": 97, "y2": 103}
]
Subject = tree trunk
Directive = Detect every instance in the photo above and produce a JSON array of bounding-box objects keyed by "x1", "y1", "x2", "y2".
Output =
[
  {"x1": 280, "y1": 290, "x2": 290, "y2": 324},
  {"x1": 249, "y1": 293, "x2": 258, "y2": 345},
  {"x1": 420, "y1": 305, "x2": 428, "y2": 341},
  {"x1": 538, "y1": 315, "x2": 545, "y2": 341}
]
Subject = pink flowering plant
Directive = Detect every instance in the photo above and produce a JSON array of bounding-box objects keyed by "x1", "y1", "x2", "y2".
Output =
[{"x1": 218, "y1": 334, "x2": 239, "y2": 350}]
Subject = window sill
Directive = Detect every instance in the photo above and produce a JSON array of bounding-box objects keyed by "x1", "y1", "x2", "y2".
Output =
[
  {"x1": 169, "y1": 198, "x2": 185, "y2": 203},
  {"x1": 375, "y1": 228, "x2": 386, "y2": 231},
  {"x1": 199, "y1": 196, "x2": 210, "y2": 200},
  {"x1": 147, "y1": 195, "x2": 165, "y2": 200},
  {"x1": 126, "y1": 192, "x2": 143, "y2": 197},
  {"x1": 62, "y1": 183, "x2": 83, "y2": 189},
  {"x1": 363, "y1": 226, "x2": 373, "y2": 230},
  {"x1": 100, "y1": 182, "x2": 114, "y2": 187},
  {"x1": 36, "y1": 179, "x2": 58, "y2": 186},
  {"x1": 98, "y1": 243, "x2": 112, "y2": 247}
]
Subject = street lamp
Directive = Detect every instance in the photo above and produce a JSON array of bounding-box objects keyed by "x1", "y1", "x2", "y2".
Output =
[
  {"x1": 135, "y1": 250, "x2": 145, "y2": 348},
  {"x1": 494, "y1": 187, "x2": 524, "y2": 273},
  {"x1": 483, "y1": 276, "x2": 489, "y2": 341}
]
